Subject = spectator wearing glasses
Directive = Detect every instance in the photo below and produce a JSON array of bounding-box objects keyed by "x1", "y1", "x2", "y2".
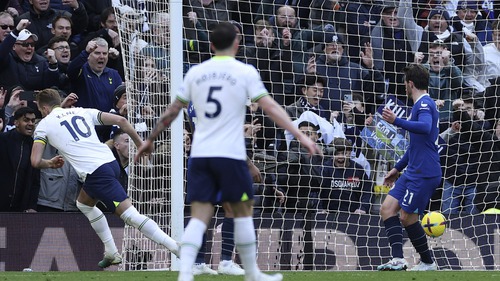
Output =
[
  {"x1": 48, "y1": 36, "x2": 72, "y2": 95},
  {"x1": 0, "y1": 12, "x2": 15, "y2": 43},
  {"x1": 0, "y1": 19, "x2": 60, "y2": 91}
]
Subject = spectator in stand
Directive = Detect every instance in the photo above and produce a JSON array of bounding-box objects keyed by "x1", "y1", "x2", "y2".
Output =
[
  {"x1": 417, "y1": 5, "x2": 486, "y2": 94},
  {"x1": 321, "y1": 137, "x2": 373, "y2": 214},
  {"x1": 285, "y1": 74, "x2": 329, "y2": 121},
  {"x1": 339, "y1": 93, "x2": 373, "y2": 176},
  {"x1": 110, "y1": 128, "x2": 130, "y2": 190},
  {"x1": 345, "y1": 0, "x2": 383, "y2": 64},
  {"x1": 68, "y1": 38, "x2": 122, "y2": 113},
  {"x1": 0, "y1": 1, "x2": 23, "y2": 17},
  {"x1": 80, "y1": 7, "x2": 124, "y2": 80},
  {"x1": 416, "y1": 41, "x2": 463, "y2": 131},
  {"x1": 371, "y1": 2, "x2": 418, "y2": 97},
  {"x1": 37, "y1": 91, "x2": 80, "y2": 212},
  {"x1": 34, "y1": 15, "x2": 79, "y2": 60},
  {"x1": 277, "y1": 121, "x2": 324, "y2": 215},
  {"x1": 0, "y1": 12, "x2": 15, "y2": 43},
  {"x1": 484, "y1": 77, "x2": 500, "y2": 121},
  {"x1": 0, "y1": 20, "x2": 60, "y2": 91},
  {"x1": 47, "y1": 36, "x2": 72, "y2": 95},
  {"x1": 483, "y1": 20, "x2": 500, "y2": 86},
  {"x1": 68, "y1": 37, "x2": 122, "y2": 142},
  {"x1": 244, "y1": 19, "x2": 294, "y2": 105},
  {"x1": 2, "y1": 85, "x2": 26, "y2": 131},
  {"x1": 37, "y1": 143, "x2": 81, "y2": 212},
  {"x1": 0, "y1": 107, "x2": 40, "y2": 212},
  {"x1": 16, "y1": 0, "x2": 88, "y2": 50},
  {"x1": 440, "y1": 110, "x2": 496, "y2": 215},
  {"x1": 304, "y1": 28, "x2": 385, "y2": 114},
  {"x1": 459, "y1": 93, "x2": 492, "y2": 130},
  {"x1": 81, "y1": 0, "x2": 112, "y2": 33},
  {"x1": 451, "y1": 0, "x2": 492, "y2": 46}
]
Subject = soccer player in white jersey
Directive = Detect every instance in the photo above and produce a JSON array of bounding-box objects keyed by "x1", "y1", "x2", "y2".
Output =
[
  {"x1": 136, "y1": 22, "x2": 320, "y2": 281},
  {"x1": 31, "y1": 88, "x2": 179, "y2": 268}
]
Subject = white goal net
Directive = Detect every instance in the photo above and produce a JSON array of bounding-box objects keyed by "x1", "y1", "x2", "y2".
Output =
[{"x1": 114, "y1": 0, "x2": 500, "y2": 271}]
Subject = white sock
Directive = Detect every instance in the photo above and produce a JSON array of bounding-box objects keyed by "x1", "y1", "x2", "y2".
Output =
[
  {"x1": 120, "y1": 206, "x2": 177, "y2": 251},
  {"x1": 180, "y1": 218, "x2": 207, "y2": 275},
  {"x1": 77, "y1": 201, "x2": 118, "y2": 255},
  {"x1": 234, "y1": 217, "x2": 259, "y2": 277}
]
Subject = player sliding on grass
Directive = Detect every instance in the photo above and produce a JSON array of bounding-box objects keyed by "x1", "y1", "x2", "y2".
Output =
[
  {"x1": 136, "y1": 22, "x2": 321, "y2": 281},
  {"x1": 378, "y1": 64, "x2": 441, "y2": 271},
  {"x1": 31, "y1": 88, "x2": 179, "y2": 268}
]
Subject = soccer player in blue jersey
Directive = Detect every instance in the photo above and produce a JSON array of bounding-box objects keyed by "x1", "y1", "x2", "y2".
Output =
[
  {"x1": 377, "y1": 64, "x2": 442, "y2": 271},
  {"x1": 136, "y1": 22, "x2": 320, "y2": 281}
]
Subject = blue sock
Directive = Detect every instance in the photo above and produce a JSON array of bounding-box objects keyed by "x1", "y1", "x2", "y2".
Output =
[
  {"x1": 195, "y1": 232, "x2": 207, "y2": 264},
  {"x1": 406, "y1": 221, "x2": 433, "y2": 264},
  {"x1": 221, "y1": 217, "x2": 235, "y2": 261},
  {"x1": 384, "y1": 216, "x2": 404, "y2": 258}
]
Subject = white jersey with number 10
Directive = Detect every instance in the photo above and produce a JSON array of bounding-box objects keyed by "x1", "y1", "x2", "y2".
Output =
[
  {"x1": 176, "y1": 56, "x2": 268, "y2": 160},
  {"x1": 33, "y1": 107, "x2": 116, "y2": 180}
]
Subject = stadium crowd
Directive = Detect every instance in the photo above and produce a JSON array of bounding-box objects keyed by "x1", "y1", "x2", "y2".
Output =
[{"x1": 0, "y1": 0, "x2": 499, "y2": 221}]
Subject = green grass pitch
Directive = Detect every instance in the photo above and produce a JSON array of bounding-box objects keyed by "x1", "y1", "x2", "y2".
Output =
[{"x1": 1, "y1": 271, "x2": 499, "y2": 281}]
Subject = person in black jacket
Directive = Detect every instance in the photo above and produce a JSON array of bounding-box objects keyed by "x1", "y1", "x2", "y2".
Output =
[
  {"x1": 0, "y1": 106, "x2": 40, "y2": 212},
  {"x1": 321, "y1": 138, "x2": 373, "y2": 214},
  {"x1": 441, "y1": 110, "x2": 497, "y2": 215},
  {"x1": 0, "y1": 20, "x2": 60, "y2": 91},
  {"x1": 16, "y1": 0, "x2": 88, "y2": 50},
  {"x1": 277, "y1": 121, "x2": 324, "y2": 214}
]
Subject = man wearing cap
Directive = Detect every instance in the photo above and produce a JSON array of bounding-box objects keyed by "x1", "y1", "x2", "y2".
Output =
[
  {"x1": 0, "y1": 19, "x2": 60, "y2": 91},
  {"x1": 451, "y1": 0, "x2": 492, "y2": 46},
  {"x1": 305, "y1": 28, "x2": 385, "y2": 114}
]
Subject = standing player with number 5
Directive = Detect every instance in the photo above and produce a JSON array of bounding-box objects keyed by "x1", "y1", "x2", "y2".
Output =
[
  {"x1": 136, "y1": 22, "x2": 320, "y2": 281},
  {"x1": 31, "y1": 88, "x2": 179, "y2": 268},
  {"x1": 378, "y1": 64, "x2": 442, "y2": 271}
]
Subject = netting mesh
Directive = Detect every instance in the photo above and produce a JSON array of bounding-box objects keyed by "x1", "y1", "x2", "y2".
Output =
[{"x1": 114, "y1": 0, "x2": 500, "y2": 271}]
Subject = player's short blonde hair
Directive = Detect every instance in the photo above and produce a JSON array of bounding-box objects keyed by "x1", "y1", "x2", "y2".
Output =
[{"x1": 36, "y1": 88, "x2": 61, "y2": 107}]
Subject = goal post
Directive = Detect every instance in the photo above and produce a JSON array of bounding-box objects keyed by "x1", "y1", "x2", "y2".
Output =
[{"x1": 114, "y1": 0, "x2": 500, "y2": 271}]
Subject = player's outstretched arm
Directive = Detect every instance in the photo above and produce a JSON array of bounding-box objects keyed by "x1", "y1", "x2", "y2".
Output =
[
  {"x1": 100, "y1": 112, "x2": 143, "y2": 148},
  {"x1": 257, "y1": 95, "x2": 321, "y2": 155},
  {"x1": 31, "y1": 142, "x2": 65, "y2": 169},
  {"x1": 134, "y1": 98, "x2": 186, "y2": 162}
]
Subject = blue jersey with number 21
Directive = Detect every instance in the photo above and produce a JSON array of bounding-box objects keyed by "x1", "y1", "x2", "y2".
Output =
[{"x1": 393, "y1": 94, "x2": 441, "y2": 178}]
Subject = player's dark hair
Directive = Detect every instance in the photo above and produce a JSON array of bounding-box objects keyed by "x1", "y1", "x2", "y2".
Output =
[
  {"x1": 210, "y1": 22, "x2": 237, "y2": 50},
  {"x1": 13, "y1": 107, "x2": 35, "y2": 120},
  {"x1": 36, "y1": 88, "x2": 61, "y2": 107},
  {"x1": 402, "y1": 64, "x2": 429, "y2": 91}
]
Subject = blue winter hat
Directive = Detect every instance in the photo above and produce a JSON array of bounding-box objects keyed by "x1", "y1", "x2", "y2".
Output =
[
  {"x1": 323, "y1": 24, "x2": 344, "y2": 44},
  {"x1": 428, "y1": 7, "x2": 451, "y2": 22},
  {"x1": 457, "y1": 0, "x2": 478, "y2": 10}
]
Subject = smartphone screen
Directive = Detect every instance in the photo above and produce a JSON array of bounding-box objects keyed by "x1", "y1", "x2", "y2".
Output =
[
  {"x1": 19, "y1": 91, "x2": 37, "y2": 101},
  {"x1": 344, "y1": 94, "x2": 352, "y2": 102}
]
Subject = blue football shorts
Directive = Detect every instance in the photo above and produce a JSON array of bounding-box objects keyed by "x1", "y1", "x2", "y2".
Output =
[
  {"x1": 83, "y1": 160, "x2": 128, "y2": 213},
  {"x1": 388, "y1": 173, "x2": 441, "y2": 215},
  {"x1": 186, "y1": 157, "x2": 254, "y2": 204}
]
